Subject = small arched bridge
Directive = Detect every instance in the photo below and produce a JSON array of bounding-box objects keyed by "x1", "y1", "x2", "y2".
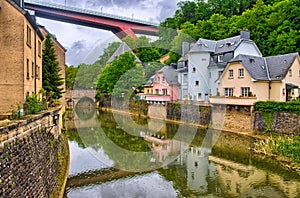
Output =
[{"x1": 65, "y1": 88, "x2": 96, "y2": 109}]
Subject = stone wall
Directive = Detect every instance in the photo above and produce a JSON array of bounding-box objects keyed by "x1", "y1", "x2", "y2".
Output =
[
  {"x1": 222, "y1": 106, "x2": 253, "y2": 132},
  {"x1": 0, "y1": 107, "x2": 69, "y2": 197},
  {"x1": 253, "y1": 111, "x2": 300, "y2": 134},
  {"x1": 166, "y1": 103, "x2": 211, "y2": 126}
]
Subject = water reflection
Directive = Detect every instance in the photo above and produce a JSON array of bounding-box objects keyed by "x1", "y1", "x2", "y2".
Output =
[{"x1": 64, "y1": 110, "x2": 300, "y2": 198}]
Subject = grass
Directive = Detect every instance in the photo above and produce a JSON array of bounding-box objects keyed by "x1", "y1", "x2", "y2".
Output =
[{"x1": 253, "y1": 134, "x2": 300, "y2": 171}]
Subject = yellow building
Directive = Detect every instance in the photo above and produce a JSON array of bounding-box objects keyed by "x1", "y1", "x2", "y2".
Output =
[
  {"x1": 0, "y1": 0, "x2": 44, "y2": 114},
  {"x1": 211, "y1": 53, "x2": 300, "y2": 105}
]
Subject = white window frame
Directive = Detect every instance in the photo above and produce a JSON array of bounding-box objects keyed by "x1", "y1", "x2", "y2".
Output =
[
  {"x1": 239, "y1": 68, "x2": 244, "y2": 77},
  {"x1": 224, "y1": 88, "x2": 233, "y2": 96},
  {"x1": 228, "y1": 69, "x2": 233, "y2": 78},
  {"x1": 241, "y1": 87, "x2": 250, "y2": 97}
]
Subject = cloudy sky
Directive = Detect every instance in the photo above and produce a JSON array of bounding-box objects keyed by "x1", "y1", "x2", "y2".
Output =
[{"x1": 34, "y1": 0, "x2": 181, "y2": 66}]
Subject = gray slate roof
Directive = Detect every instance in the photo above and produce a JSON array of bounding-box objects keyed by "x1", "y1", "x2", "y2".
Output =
[
  {"x1": 106, "y1": 42, "x2": 141, "y2": 64},
  {"x1": 157, "y1": 66, "x2": 179, "y2": 85},
  {"x1": 189, "y1": 35, "x2": 243, "y2": 54},
  {"x1": 267, "y1": 53, "x2": 299, "y2": 80},
  {"x1": 144, "y1": 75, "x2": 155, "y2": 87},
  {"x1": 189, "y1": 39, "x2": 216, "y2": 53},
  {"x1": 229, "y1": 53, "x2": 299, "y2": 81}
]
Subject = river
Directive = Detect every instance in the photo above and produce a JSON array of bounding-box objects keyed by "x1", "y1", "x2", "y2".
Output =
[{"x1": 63, "y1": 109, "x2": 300, "y2": 198}]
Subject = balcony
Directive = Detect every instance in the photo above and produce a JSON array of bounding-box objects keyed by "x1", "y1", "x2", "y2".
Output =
[
  {"x1": 209, "y1": 96, "x2": 258, "y2": 106},
  {"x1": 140, "y1": 94, "x2": 174, "y2": 102}
]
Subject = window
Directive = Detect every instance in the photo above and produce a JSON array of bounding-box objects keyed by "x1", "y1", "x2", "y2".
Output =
[
  {"x1": 241, "y1": 87, "x2": 250, "y2": 97},
  {"x1": 299, "y1": 70, "x2": 300, "y2": 77},
  {"x1": 155, "y1": 89, "x2": 159, "y2": 94},
  {"x1": 26, "y1": 59, "x2": 30, "y2": 79},
  {"x1": 26, "y1": 25, "x2": 31, "y2": 47},
  {"x1": 162, "y1": 77, "x2": 165, "y2": 82},
  {"x1": 162, "y1": 89, "x2": 167, "y2": 95},
  {"x1": 32, "y1": 62, "x2": 34, "y2": 78},
  {"x1": 224, "y1": 88, "x2": 233, "y2": 96},
  {"x1": 195, "y1": 81, "x2": 199, "y2": 86},
  {"x1": 198, "y1": 93, "x2": 202, "y2": 99},
  {"x1": 183, "y1": 74, "x2": 188, "y2": 83},
  {"x1": 239, "y1": 68, "x2": 244, "y2": 77},
  {"x1": 218, "y1": 54, "x2": 224, "y2": 62},
  {"x1": 229, "y1": 69, "x2": 233, "y2": 78},
  {"x1": 36, "y1": 66, "x2": 40, "y2": 79},
  {"x1": 192, "y1": 67, "x2": 196, "y2": 73},
  {"x1": 289, "y1": 69, "x2": 292, "y2": 77},
  {"x1": 38, "y1": 41, "x2": 42, "y2": 57}
]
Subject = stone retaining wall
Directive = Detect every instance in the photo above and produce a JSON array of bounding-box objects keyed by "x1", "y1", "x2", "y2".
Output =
[
  {"x1": 0, "y1": 107, "x2": 69, "y2": 197},
  {"x1": 253, "y1": 111, "x2": 300, "y2": 134}
]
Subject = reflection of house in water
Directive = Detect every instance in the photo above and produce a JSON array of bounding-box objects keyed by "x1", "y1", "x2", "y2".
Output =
[
  {"x1": 144, "y1": 135, "x2": 183, "y2": 165},
  {"x1": 209, "y1": 156, "x2": 300, "y2": 197},
  {"x1": 183, "y1": 146, "x2": 300, "y2": 197},
  {"x1": 186, "y1": 146, "x2": 214, "y2": 194}
]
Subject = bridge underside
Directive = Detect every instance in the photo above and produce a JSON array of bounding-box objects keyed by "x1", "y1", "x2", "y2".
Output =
[{"x1": 24, "y1": 3, "x2": 158, "y2": 39}]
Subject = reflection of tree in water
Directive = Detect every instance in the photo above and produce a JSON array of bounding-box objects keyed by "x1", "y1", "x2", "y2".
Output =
[{"x1": 74, "y1": 97, "x2": 95, "y2": 120}]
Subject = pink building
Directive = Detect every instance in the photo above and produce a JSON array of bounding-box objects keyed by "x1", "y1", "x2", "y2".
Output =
[{"x1": 142, "y1": 66, "x2": 180, "y2": 103}]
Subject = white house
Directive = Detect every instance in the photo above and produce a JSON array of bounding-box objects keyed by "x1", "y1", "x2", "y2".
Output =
[{"x1": 186, "y1": 30, "x2": 262, "y2": 102}]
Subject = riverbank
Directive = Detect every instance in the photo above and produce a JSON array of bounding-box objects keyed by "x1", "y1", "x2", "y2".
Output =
[{"x1": 98, "y1": 106, "x2": 300, "y2": 175}]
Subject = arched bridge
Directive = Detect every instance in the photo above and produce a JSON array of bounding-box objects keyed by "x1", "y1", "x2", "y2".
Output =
[
  {"x1": 24, "y1": 0, "x2": 158, "y2": 39},
  {"x1": 65, "y1": 88, "x2": 96, "y2": 108}
]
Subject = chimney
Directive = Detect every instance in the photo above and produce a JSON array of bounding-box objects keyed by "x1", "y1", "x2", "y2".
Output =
[
  {"x1": 182, "y1": 42, "x2": 190, "y2": 57},
  {"x1": 12, "y1": 0, "x2": 24, "y2": 8},
  {"x1": 240, "y1": 30, "x2": 250, "y2": 40}
]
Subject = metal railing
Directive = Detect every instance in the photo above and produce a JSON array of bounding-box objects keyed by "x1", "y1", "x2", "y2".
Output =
[{"x1": 25, "y1": 0, "x2": 159, "y2": 26}]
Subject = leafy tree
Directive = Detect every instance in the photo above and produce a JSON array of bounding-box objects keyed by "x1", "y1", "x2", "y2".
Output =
[
  {"x1": 65, "y1": 65, "x2": 78, "y2": 89},
  {"x1": 96, "y1": 52, "x2": 139, "y2": 96},
  {"x1": 71, "y1": 42, "x2": 121, "y2": 89},
  {"x1": 145, "y1": 62, "x2": 164, "y2": 80},
  {"x1": 42, "y1": 34, "x2": 64, "y2": 99}
]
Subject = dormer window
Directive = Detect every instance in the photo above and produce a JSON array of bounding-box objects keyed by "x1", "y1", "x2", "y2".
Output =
[{"x1": 218, "y1": 54, "x2": 224, "y2": 62}]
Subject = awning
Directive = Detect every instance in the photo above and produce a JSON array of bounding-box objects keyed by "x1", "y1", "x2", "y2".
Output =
[{"x1": 286, "y1": 83, "x2": 299, "y2": 89}]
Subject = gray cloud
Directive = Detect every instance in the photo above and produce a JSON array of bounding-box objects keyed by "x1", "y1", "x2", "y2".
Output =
[{"x1": 66, "y1": 40, "x2": 92, "y2": 66}]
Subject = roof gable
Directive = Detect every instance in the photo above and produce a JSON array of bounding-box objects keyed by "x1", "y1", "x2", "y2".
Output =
[
  {"x1": 266, "y1": 53, "x2": 299, "y2": 80},
  {"x1": 106, "y1": 42, "x2": 141, "y2": 64}
]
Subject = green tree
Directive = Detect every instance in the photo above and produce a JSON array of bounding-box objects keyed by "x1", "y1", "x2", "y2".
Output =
[
  {"x1": 65, "y1": 65, "x2": 78, "y2": 89},
  {"x1": 145, "y1": 62, "x2": 164, "y2": 80},
  {"x1": 96, "y1": 52, "x2": 138, "y2": 96},
  {"x1": 42, "y1": 34, "x2": 64, "y2": 99}
]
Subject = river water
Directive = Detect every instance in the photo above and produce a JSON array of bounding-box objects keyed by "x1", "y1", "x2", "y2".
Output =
[{"x1": 63, "y1": 109, "x2": 300, "y2": 198}]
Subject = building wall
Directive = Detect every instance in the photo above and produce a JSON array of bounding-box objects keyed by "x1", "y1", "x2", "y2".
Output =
[
  {"x1": 208, "y1": 66, "x2": 223, "y2": 96},
  {"x1": 282, "y1": 58, "x2": 300, "y2": 100},
  {"x1": 152, "y1": 72, "x2": 180, "y2": 101},
  {"x1": 218, "y1": 62, "x2": 270, "y2": 102},
  {"x1": 0, "y1": 1, "x2": 24, "y2": 113},
  {"x1": 178, "y1": 71, "x2": 188, "y2": 100},
  {"x1": 23, "y1": 19, "x2": 43, "y2": 98},
  {"x1": 188, "y1": 52, "x2": 210, "y2": 101}
]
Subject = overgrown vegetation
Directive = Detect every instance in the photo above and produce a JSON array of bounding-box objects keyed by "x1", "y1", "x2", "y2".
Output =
[
  {"x1": 254, "y1": 100, "x2": 300, "y2": 114},
  {"x1": 23, "y1": 94, "x2": 45, "y2": 115},
  {"x1": 253, "y1": 134, "x2": 300, "y2": 170}
]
